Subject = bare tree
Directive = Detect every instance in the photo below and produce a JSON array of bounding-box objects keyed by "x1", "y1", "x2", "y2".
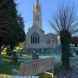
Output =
[{"x1": 50, "y1": 6, "x2": 78, "y2": 70}]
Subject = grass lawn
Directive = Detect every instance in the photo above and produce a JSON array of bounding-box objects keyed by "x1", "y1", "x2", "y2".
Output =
[{"x1": 0, "y1": 55, "x2": 20, "y2": 75}]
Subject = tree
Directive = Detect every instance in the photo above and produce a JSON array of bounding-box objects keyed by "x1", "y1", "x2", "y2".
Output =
[
  {"x1": 16, "y1": 15, "x2": 26, "y2": 43},
  {"x1": 0, "y1": 0, "x2": 26, "y2": 63},
  {"x1": 0, "y1": 0, "x2": 25, "y2": 52},
  {"x1": 0, "y1": 0, "x2": 11, "y2": 53},
  {"x1": 50, "y1": 6, "x2": 78, "y2": 69}
]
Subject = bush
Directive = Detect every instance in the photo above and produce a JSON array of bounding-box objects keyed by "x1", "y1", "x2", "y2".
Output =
[{"x1": 39, "y1": 73, "x2": 52, "y2": 78}]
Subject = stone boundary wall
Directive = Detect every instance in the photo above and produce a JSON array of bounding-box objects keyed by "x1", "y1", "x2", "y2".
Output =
[{"x1": 20, "y1": 58, "x2": 54, "y2": 75}]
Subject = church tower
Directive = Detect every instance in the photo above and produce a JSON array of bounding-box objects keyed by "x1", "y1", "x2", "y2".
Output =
[{"x1": 33, "y1": 0, "x2": 42, "y2": 29}]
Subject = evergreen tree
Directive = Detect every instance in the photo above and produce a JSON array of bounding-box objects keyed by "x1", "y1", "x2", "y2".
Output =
[{"x1": 0, "y1": 0, "x2": 25, "y2": 51}]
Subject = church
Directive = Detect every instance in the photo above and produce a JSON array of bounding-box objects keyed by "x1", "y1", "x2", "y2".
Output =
[{"x1": 26, "y1": 0, "x2": 58, "y2": 54}]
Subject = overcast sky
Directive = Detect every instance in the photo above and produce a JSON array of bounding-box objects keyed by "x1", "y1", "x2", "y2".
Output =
[{"x1": 16, "y1": 0, "x2": 78, "y2": 34}]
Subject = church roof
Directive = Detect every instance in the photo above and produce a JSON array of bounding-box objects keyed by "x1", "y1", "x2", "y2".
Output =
[
  {"x1": 28, "y1": 25, "x2": 44, "y2": 34},
  {"x1": 46, "y1": 33, "x2": 57, "y2": 38},
  {"x1": 45, "y1": 33, "x2": 57, "y2": 40}
]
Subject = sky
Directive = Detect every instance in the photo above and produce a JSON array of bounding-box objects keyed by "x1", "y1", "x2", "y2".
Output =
[{"x1": 16, "y1": 0, "x2": 78, "y2": 34}]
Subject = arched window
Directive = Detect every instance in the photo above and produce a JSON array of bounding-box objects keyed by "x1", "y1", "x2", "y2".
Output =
[{"x1": 31, "y1": 32, "x2": 40, "y2": 44}]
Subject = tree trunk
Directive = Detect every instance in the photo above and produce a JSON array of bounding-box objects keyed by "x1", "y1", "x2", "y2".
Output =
[{"x1": 60, "y1": 30, "x2": 71, "y2": 70}]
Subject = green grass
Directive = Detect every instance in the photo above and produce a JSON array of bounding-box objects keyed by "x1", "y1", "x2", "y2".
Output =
[
  {"x1": 0, "y1": 54, "x2": 32, "y2": 75},
  {"x1": 0, "y1": 62, "x2": 13, "y2": 74},
  {"x1": 0, "y1": 55, "x2": 20, "y2": 75}
]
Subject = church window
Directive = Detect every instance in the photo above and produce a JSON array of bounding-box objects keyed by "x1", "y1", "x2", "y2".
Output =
[{"x1": 31, "y1": 33, "x2": 40, "y2": 44}]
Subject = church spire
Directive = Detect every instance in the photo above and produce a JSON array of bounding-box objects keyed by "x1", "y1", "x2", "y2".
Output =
[
  {"x1": 33, "y1": 0, "x2": 42, "y2": 29},
  {"x1": 36, "y1": 0, "x2": 39, "y2": 5}
]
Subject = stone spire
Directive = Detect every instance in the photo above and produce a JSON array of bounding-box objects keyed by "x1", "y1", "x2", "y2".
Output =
[{"x1": 33, "y1": 0, "x2": 42, "y2": 29}]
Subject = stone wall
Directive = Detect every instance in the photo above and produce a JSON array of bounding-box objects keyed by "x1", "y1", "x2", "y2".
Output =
[{"x1": 20, "y1": 58, "x2": 54, "y2": 75}]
